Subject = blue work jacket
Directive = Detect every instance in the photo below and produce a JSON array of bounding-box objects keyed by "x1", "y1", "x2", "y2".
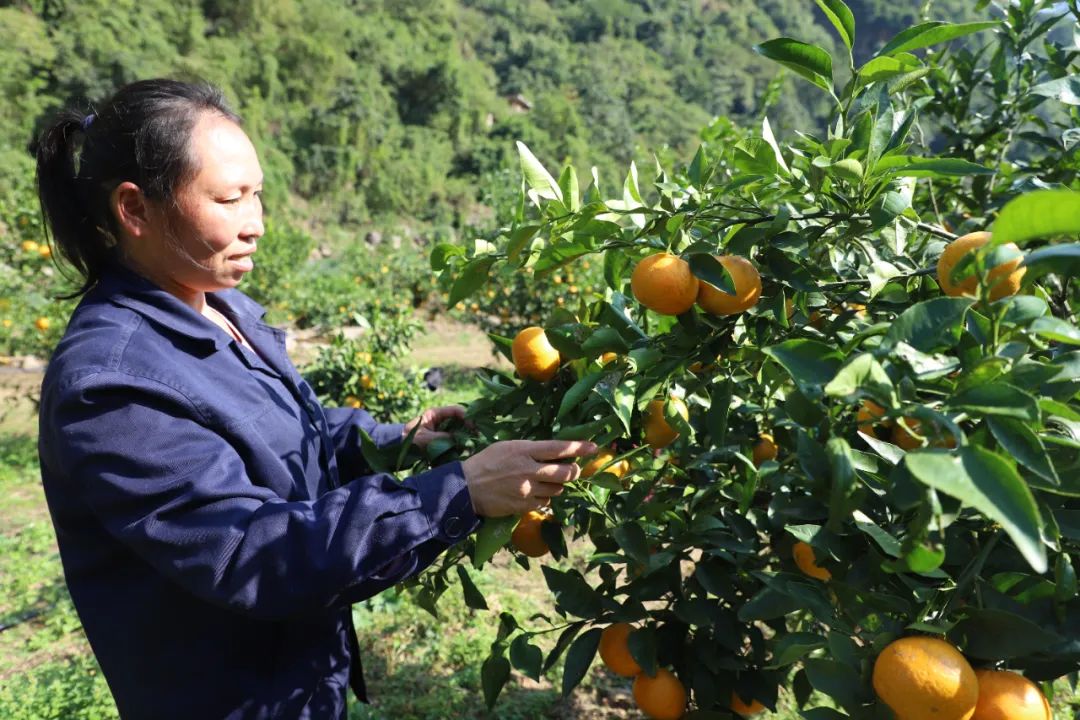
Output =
[{"x1": 37, "y1": 264, "x2": 479, "y2": 719}]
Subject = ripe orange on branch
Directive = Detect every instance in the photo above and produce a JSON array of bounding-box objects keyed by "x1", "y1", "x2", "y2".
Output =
[
  {"x1": 792, "y1": 541, "x2": 832, "y2": 581},
  {"x1": 936, "y1": 231, "x2": 1026, "y2": 301},
  {"x1": 633, "y1": 668, "x2": 687, "y2": 720},
  {"x1": 511, "y1": 326, "x2": 561, "y2": 382},
  {"x1": 751, "y1": 434, "x2": 778, "y2": 467},
  {"x1": 872, "y1": 636, "x2": 979, "y2": 720},
  {"x1": 581, "y1": 449, "x2": 629, "y2": 480},
  {"x1": 695, "y1": 255, "x2": 762, "y2": 315},
  {"x1": 510, "y1": 510, "x2": 553, "y2": 558},
  {"x1": 631, "y1": 252, "x2": 699, "y2": 315},
  {"x1": 857, "y1": 400, "x2": 890, "y2": 437},
  {"x1": 972, "y1": 669, "x2": 1052, "y2": 720},
  {"x1": 598, "y1": 623, "x2": 642, "y2": 677},
  {"x1": 730, "y1": 692, "x2": 766, "y2": 717},
  {"x1": 643, "y1": 397, "x2": 689, "y2": 449}
]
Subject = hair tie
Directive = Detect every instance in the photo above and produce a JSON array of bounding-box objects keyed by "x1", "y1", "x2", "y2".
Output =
[{"x1": 81, "y1": 113, "x2": 95, "y2": 130}]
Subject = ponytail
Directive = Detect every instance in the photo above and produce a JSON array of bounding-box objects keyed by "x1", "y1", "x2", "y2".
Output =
[
  {"x1": 33, "y1": 79, "x2": 241, "y2": 297},
  {"x1": 35, "y1": 110, "x2": 116, "y2": 297}
]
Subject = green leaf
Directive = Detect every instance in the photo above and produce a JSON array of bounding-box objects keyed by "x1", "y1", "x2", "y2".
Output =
[
  {"x1": 473, "y1": 516, "x2": 518, "y2": 568},
  {"x1": 542, "y1": 567, "x2": 605, "y2": 618},
  {"x1": 457, "y1": 565, "x2": 488, "y2": 610},
  {"x1": 803, "y1": 658, "x2": 869, "y2": 713},
  {"x1": 877, "y1": 156, "x2": 993, "y2": 178},
  {"x1": 1030, "y1": 317, "x2": 1080, "y2": 345},
  {"x1": 824, "y1": 353, "x2": 895, "y2": 402},
  {"x1": 627, "y1": 626, "x2": 658, "y2": 677},
  {"x1": 557, "y1": 371, "x2": 604, "y2": 421},
  {"x1": 613, "y1": 522, "x2": 651, "y2": 565},
  {"x1": 877, "y1": 21, "x2": 998, "y2": 57},
  {"x1": 506, "y1": 224, "x2": 541, "y2": 263},
  {"x1": 738, "y1": 587, "x2": 804, "y2": 621},
  {"x1": 754, "y1": 38, "x2": 834, "y2": 94},
  {"x1": 826, "y1": 437, "x2": 858, "y2": 532},
  {"x1": 430, "y1": 242, "x2": 465, "y2": 271},
  {"x1": 688, "y1": 253, "x2": 735, "y2": 294},
  {"x1": 883, "y1": 297, "x2": 974, "y2": 353},
  {"x1": 857, "y1": 55, "x2": 921, "y2": 84},
  {"x1": 948, "y1": 383, "x2": 1040, "y2": 422},
  {"x1": 950, "y1": 608, "x2": 1063, "y2": 660},
  {"x1": 991, "y1": 190, "x2": 1080, "y2": 248},
  {"x1": 1029, "y1": 76, "x2": 1080, "y2": 105},
  {"x1": 815, "y1": 0, "x2": 855, "y2": 51},
  {"x1": 905, "y1": 448, "x2": 1046, "y2": 573},
  {"x1": 358, "y1": 430, "x2": 393, "y2": 474},
  {"x1": 543, "y1": 624, "x2": 584, "y2": 672},
  {"x1": 763, "y1": 339, "x2": 845, "y2": 398},
  {"x1": 516, "y1": 141, "x2": 562, "y2": 201},
  {"x1": 1022, "y1": 243, "x2": 1080, "y2": 269},
  {"x1": 482, "y1": 652, "x2": 511, "y2": 709},
  {"x1": 988, "y1": 417, "x2": 1060, "y2": 485},
  {"x1": 768, "y1": 632, "x2": 828, "y2": 668},
  {"x1": 448, "y1": 256, "x2": 497, "y2": 308},
  {"x1": 561, "y1": 628, "x2": 602, "y2": 697},
  {"x1": 558, "y1": 165, "x2": 580, "y2": 212},
  {"x1": 581, "y1": 327, "x2": 631, "y2": 356},
  {"x1": 510, "y1": 634, "x2": 543, "y2": 681}
]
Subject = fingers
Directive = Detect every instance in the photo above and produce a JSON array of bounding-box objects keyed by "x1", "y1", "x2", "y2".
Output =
[
  {"x1": 427, "y1": 405, "x2": 465, "y2": 422},
  {"x1": 525, "y1": 440, "x2": 598, "y2": 462},
  {"x1": 530, "y1": 481, "x2": 566, "y2": 499},
  {"x1": 532, "y1": 461, "x2": 581, "y2": 485}
]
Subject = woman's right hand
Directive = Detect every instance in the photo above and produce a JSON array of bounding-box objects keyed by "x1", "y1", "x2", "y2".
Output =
[{"x1": 461, "y1": 440, "x2": 598, "y2": 518}]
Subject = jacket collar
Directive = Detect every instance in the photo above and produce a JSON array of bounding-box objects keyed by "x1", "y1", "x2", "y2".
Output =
[{"x1": 90, "y1": 264, "x2": 270, "y2": 353}]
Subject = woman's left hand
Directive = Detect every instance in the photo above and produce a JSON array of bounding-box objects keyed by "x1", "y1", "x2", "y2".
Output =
[{"x1": 402, "y1": 405, "x2": 467, "y2": 449}]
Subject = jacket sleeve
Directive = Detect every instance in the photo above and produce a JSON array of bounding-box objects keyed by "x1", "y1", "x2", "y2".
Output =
[
  {"x1": 44, "y1": 371, "x2": 478, "y2": 620},
  {"x1": 322, "y1": 406, "x2": 405, "y2": 476}
]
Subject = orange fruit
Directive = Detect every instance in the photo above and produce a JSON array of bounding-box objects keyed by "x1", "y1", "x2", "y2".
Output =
[
  {"x1": 752, "y1": 434, "x2": 778, "y2": 467},
  {"x1": 21, "y1": 240, "x2": 39, "y2": 252},
  {"x1": 644, "y1": 397, "x2": 689, "y2": 449},
  {"x1": 600, "y1": 352, "x2": 618, "y2": 365},
  {"x1": 633, "y1": 668, "x2": 687, "y2": 720},
  {"x1": 34, "y1": 317, "x2": 50, "y2": 331},
  {"x1": 631, "y1": 253, "x2": 699, "y2": 315},
  {"x1": 695, "y1": 255, "x2": 762, "y2": 315},
  {"x1": 512, "y1": 326, "x2": 561, "y2": 382},
  {"x1": 731, "y1": 692, "x2": 766, "y2": 716},
  {"x1": 344, "y1": 395, "x2": 362, "y2": 409},
  {"x1": 511, "y1": 510, "x2": 552, "y2": 558},
  {"x1": 891, "y1": 417, "x2": 957, "y2": 451},
  {"x1": 972, "y1": 670, "x2": 1051, "y2": 720},
  {"x1": 792, "y1": 541, "x2": 832, "y2": 581},
  {"x1": 598, "y1": 623, "x2": 642, "y2": 677},
  {"x1": 857, "y1": 400, "x2": 889, "y2": 437},
  {"x1": 581, "y1": 450, "x2": 629, "y2": 480},
  {"x1": 937, "y1": 231, "x2": 1026, "y2": 301},
  {"x1": 872, "y1": 636, "x2": 978, "y2": 720}
]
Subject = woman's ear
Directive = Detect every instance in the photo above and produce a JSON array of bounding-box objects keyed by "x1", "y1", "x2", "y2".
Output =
[{"x1": 110, "y1": 181, "x2": 154, "y2": 241}]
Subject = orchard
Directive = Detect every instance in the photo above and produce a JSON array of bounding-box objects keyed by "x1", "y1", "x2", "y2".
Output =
[{"x1": 400, "y1": 2, "x2": 1080, "y2": 719}]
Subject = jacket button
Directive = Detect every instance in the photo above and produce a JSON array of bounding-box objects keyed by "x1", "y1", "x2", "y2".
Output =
[{"x1": 443, "y1": 516, "x2": 464, "y2": 539}]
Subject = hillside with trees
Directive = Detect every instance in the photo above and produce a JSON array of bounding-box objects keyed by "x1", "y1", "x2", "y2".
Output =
[{"x1": 2, "y1": 0, "x2": 986, "y2": 234}]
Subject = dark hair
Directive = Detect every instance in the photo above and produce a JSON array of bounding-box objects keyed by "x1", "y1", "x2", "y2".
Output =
[{"x1": 34, "y1": 79, "x2": 242, "y2": 296}]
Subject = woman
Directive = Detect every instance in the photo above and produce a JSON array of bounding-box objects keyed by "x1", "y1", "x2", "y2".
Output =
[{"x1": 35, "y1": 79, "x2": 595, "y2": 719}]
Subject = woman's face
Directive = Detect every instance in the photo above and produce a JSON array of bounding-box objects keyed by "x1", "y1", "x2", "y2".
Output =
[{"x1": 129, "y1": 112, "x2": 265, "y2": 304}]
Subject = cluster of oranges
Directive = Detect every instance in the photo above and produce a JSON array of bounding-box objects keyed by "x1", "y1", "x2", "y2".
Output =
[
  {"x1": 873, "y1": 636, "x2": 1052, "y2": 720},
  {"x1": 598, "y1": 622, "x2": 771, "y2": 719},
  {"x1": 20, "y1": 239, "x2": 52, "y2": 259}
]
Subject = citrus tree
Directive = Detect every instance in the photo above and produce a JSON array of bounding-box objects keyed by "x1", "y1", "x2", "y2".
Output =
[{"x1": 402, "y1": 2, "x2": 1080, "y2": 718}]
